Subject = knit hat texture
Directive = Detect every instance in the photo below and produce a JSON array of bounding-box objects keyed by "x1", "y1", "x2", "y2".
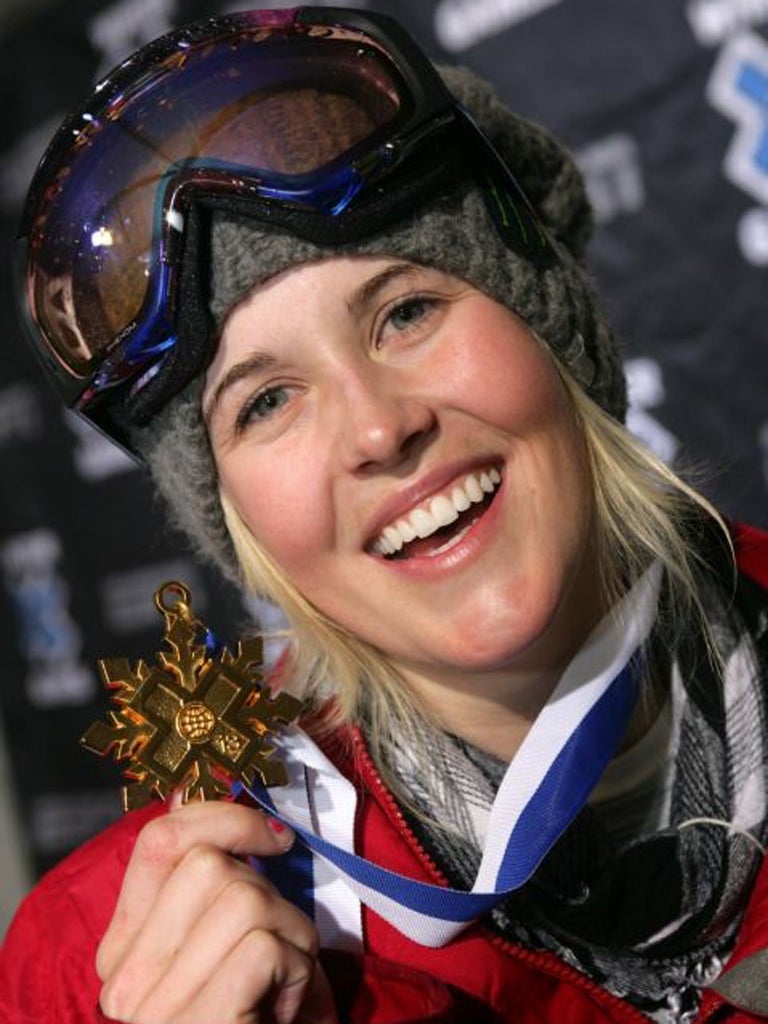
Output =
[{"x1": 136, "y1": 65, "x2": 625, "y2": 581}]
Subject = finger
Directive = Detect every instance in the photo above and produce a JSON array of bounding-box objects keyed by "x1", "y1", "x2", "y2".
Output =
[
  {"x1": 104, "y1": 850, "x2": 318, "y2": 1013},
  {"x1": 138, "y1": 929, "x2": 318, "y2": 1024},
  {"x1": 167, "y1": 857, "x2": 318, "y2": 960},
  {"x1": 99, "y1": 849, "x2": 266, "y2": 1015},
  {"x1": 293, "y1": 961, "x2": 339, "y2": 1024},
  {"x1": 98, "y1": 803, "x2": 293, "y2": 978}
]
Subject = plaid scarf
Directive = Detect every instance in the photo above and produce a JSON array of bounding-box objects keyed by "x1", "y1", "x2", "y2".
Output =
[{"x1": 382, "y1": 571, "x2": 768, "y2": 1024}]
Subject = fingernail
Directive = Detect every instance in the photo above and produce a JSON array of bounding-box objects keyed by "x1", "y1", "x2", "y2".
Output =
[{"x1": 267, "y1": 816, "x2": 293, "y2": 843}]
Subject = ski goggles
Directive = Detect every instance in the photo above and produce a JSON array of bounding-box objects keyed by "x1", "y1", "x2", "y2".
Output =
[{"x1": 17, "y1": 6, "x2": 553, "y2": 450}]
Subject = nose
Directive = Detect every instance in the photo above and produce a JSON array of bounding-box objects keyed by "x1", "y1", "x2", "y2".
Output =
[{"x1": 335, "y1": 368, "x2": 436, "y2": 473}]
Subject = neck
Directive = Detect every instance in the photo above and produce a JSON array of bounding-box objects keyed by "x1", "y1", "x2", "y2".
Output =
[{"x1": 398, "y1": 663, "x2": 562, "y2": 762}]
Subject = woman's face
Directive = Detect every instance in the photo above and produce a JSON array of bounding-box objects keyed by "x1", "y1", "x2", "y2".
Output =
[{"x1": 204, "y1": 257, "x2": 602, "y2": 696}]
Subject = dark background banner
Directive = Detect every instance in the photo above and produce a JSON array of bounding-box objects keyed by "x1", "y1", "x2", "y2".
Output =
[{"x1": 1, "y1": 0, "x2": 766, "y2": 886}]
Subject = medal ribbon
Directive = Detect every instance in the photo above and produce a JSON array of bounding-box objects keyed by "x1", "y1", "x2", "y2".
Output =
[{"x1": 239, "y1": 563, "x2": 662, "y2": 947}]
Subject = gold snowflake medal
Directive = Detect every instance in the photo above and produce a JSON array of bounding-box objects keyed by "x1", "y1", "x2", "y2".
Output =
[{"x1": 81, "y1": 581, "x2": 303, "y2": 811}]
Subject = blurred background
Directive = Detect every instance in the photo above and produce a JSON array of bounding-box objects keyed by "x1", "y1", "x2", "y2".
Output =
[{"x1": 1, "y1": 0, "x2": 767, "y2": 936}]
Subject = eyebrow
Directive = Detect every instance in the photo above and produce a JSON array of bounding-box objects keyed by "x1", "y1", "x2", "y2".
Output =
[
  {"x1": 346, "y1": 262, "x2": 422, "y2": 320},
  {"x1": 203, "y1": 350, "x2": 277, "y2": 429}
]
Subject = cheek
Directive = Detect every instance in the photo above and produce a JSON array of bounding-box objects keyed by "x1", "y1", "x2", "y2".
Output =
[
  {"x1": 458, "y1": 318, "x2": 592, "y2": 539},
  {"x1": 217, "y1": 448, "x2": 331, "y2": 573},
  {"x1": 454, "y1": 330, "x2": 571, "y2": 437},
  {"x1": 431, "y1": 299, "x2": 566, "y2": 432}
]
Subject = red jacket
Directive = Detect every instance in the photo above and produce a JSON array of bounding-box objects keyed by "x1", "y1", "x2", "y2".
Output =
[{"x1": 2, "y1": 523, "x2": 768, "y2": 1024}]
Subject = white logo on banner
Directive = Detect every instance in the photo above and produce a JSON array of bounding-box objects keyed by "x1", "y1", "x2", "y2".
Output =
[
  {"x1": 708, "y1": 32, "x2": 768, "y2": 203},
  {"x1": 737, "y1": 206, "x2": 768, "y2": 263},
  {"x1": 688, "y1": 0, "x2": 768, "y2": 47},
  {"x1": 624, "y1": 359, "x2": 680, "y2": 465},
  {"x1": 31, "y1": 789, "x2": 121, "y2": 855},
  {"x1": 435, "y1": 0, "x2": 561, "y2": 52},
  {"x1": 576, "y1": 134, "x2": 645, "y2": 224},
  {"x1": 707, "y1": 32, "x2": 768, "y2": 264},
  {"x1": 88, "y1": 0, "x2": 175, "y2": 79},
  {"x1": 100, "y1": 561, "x2": 206, "y2": 634},
  {"x1": 0, "y1": 384, "x2": 43, "y2": 447},
  {"x1": 0, "y1": 530, "x2": 95, "y2": 706},
  {"x1": 65, "y1": 411, "x2": 136, "y2": 482}
]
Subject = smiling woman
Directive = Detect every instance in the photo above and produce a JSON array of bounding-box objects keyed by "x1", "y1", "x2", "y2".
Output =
[
  {"x1": 207, "y1": 258, "x2": 598, "y2": 701},
  {"x1": 3, "y1": 7, "x2": 768, "y2": 1024}
]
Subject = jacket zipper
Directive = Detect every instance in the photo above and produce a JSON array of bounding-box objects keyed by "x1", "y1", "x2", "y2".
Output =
[
  {"x1": 348, "y1": 726, "x2": 736, "y2": 1024},
  {"x1": 349, "y1": 726, "x2": 453, "y2": 883}
]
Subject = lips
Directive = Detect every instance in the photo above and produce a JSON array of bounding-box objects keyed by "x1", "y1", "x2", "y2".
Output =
[{"x1": 370, "y1": 467, "x2": 502, "y2": 558}]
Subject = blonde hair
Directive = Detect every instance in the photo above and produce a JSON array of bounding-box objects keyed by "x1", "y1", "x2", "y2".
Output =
[
  {"x1": 561, "y1": 372, "x2": 732, "y2": 647},
  {"x1": 220, "y1": 361, "x2": 733, "y2": 774},
  {"x1": 222, "y1": 491, "x2": 436, "y2": 751}
]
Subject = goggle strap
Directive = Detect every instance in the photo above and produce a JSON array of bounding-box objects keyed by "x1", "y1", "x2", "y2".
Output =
[
  {"x1": 122, "y1": 152, "x2": 469, "y2": 426},
  {"x1": 125, "y1": 200, "x2": 214, "y2": 427},
  {"x1": 199, "y1": 149, "x2": 467, "y2": 246}
]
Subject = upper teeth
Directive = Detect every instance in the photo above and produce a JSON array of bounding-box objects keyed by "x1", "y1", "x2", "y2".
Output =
[{"x1": 372, "y1": 468, "x2": 502, "y2": 556}]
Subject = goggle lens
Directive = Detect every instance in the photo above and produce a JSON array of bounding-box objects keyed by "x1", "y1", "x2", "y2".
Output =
[{"x1": 25, "y1": 16, "x2": 410, "y2": 380}]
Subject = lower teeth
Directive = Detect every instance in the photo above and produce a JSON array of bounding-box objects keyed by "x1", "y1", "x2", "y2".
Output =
[{"x1": 429, "y1": 521, "x2": 474, "y2": 556}]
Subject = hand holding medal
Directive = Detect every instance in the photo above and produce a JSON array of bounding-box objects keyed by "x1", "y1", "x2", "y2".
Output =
[{"x1": 82, "y1": 583, "x2": 336, "y2": 1024}]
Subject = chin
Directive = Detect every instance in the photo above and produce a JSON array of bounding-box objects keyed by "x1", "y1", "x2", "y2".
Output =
[{"x1": 433, "y1": 573, "x2": 593, "y2": 677}]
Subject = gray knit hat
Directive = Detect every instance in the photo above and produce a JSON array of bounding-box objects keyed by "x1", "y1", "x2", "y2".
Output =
[{"x1": 135, "y1": 65, "x2": 625, "y2": 581}]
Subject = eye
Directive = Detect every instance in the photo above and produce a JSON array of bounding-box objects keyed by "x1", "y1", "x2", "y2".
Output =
[
  {"x1": 377, "y1": 295, "x2": 439, "y2": 348},
  {"x1": 388, "y1": 297, "x2": 430, "y2": 329},
  {"x1": 236, "y1": 385, "x2": 291, "y2": 431}
]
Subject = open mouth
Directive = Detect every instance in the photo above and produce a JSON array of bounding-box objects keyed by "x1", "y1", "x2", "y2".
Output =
[{"x1": 369, "y1": 467, "x2": 502, "y2": 561}]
